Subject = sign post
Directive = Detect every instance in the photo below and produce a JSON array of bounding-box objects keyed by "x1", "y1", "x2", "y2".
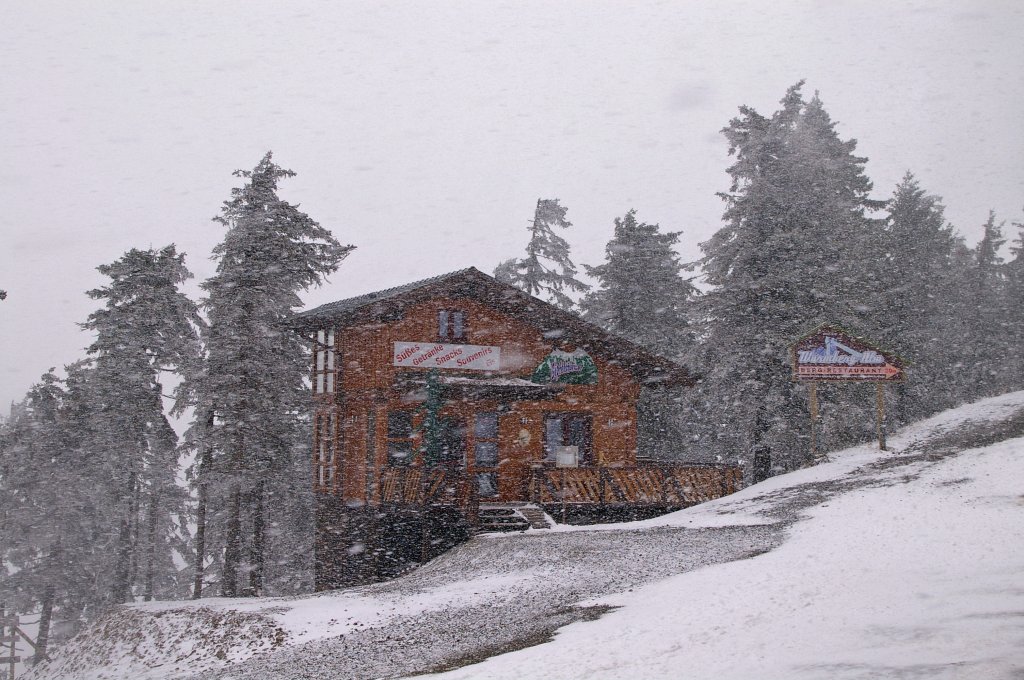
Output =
[
  {"x1": 791, "y1": 323, "x2": 905, "y2": 457},
  {"x1": 876, "y1": 382, "x2": 887, "y2": 451},
  {"x1": 808, "y1": 381, "x2": 820, "y2": 460}
]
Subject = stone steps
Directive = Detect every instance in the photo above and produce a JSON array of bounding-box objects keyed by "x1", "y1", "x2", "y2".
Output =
[{"x1": 476, "y1": 504, "x2": 554, "y2": 533}]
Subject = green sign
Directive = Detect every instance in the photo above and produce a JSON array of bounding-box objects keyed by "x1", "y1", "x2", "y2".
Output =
[{"x1": 531, "y1": 349, "x2": 598, "y2": 385}]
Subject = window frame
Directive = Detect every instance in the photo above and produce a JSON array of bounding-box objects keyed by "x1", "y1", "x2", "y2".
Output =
[
  {"x1": 438, "y1": 309, "x2": 468, "y2": 342},
  {"x1": 312, "y1": 328, "x2": 337, "y2": 395},
  {"x1": 386, "y1": 409, "x2": 416, "y2": 467},
  {"x1": 315, "y1": 411, "x2": 336, "y2": 489},
  {"x1": 542, "y1": 412, "x2": 594, "y2": 466}
]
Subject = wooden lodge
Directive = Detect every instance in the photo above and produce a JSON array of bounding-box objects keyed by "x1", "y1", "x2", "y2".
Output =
[{"x1": 293, "y1": 267, "x2": 741, "y2": 590}]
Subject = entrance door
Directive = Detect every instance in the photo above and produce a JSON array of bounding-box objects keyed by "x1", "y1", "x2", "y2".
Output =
[
  {"x1": 473, "y1": 412, "x2": 500, "y2": 498},
  {"x1": 437, "y1": 416, "x2": 466, "y2": 468}
]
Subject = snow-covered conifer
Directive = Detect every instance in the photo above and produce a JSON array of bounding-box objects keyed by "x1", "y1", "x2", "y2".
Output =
[
  {"x1": 187, "y1": 152, "x2": 353, "y2": 598},
  {"x1": 581, "y1": 209, "x2": 695, "y2": 358},
  {"x1": 696, "y1": 83, "x2": 883, "y2": 470},
  {"x1": 497, "y1": 199, "x2": 589, "y2": 310},
  {"x1": 81, "y1": 245, "x2": 203, "y2": 603}
]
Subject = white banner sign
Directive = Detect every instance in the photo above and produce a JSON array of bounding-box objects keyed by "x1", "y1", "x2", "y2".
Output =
[{"x1": 393, "y1": 341, "x2": 501, "y2": 371}]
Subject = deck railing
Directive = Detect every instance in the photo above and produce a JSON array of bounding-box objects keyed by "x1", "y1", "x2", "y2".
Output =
[
  {"x1": 379, "y1": 466, "x2": 475, "y2": 507},
  {"x1": 379, "y1": 462, "x2": 741, "y2": 509},
  {"x1": 528, "y1": 463, "x2": 742, "y2": 507}
]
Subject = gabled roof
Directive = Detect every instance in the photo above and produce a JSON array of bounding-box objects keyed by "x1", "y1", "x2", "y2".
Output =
[
  {"x1": 296, "y1": 268, "x2": 478, "y2": 321},
  {"x1": 293, "y1": 267, "x2": 694, "y2": 387}
]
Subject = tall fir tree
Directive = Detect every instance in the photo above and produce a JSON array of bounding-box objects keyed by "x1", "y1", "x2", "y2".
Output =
[
  {"x1": 186, "y1": 152, "x2": 353, "y2": 598},
  {"x1": 874, "y1": 174, "x2": 963, "y2": 423},
  {"x1": 494, "y1": 198, "x2": 589, "y2": 310},
  {"x1": 81, "y1": 245, "x2": 203, "y2": 603},
  {"x1": 580, "y1": 209, "x2": 697, "y2": 457},
  {"x1": 0, "y1": 367, "x2": 110, "y2": 659},
  {"x1": 696, "y1": 83, "x2": 884, "y2": 471},
  {"x1": 964, "y1": 211, "x2": 1011, "y2": 396},
  {"x1": 581, "y1": 209, "x2": 696, "y2": 357},
  {"x1": 1005, "y1": 215, "x2": 1024, "y2": 389}
]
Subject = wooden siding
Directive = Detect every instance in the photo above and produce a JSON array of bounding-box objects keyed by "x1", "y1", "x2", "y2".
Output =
[{"x1": 326, "y1": 295, "x2": 650, "y2": 506}]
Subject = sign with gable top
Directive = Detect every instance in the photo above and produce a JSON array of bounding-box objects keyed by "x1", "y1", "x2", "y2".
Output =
[
  {"x1": 531, "y1": 349, "x2": 598, "y2": 385},
  {"x1": 790, "y1": 323, "x2": 905, "y2": 382}
]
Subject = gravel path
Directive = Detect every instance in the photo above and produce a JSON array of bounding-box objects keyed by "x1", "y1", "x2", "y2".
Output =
[{"x1": 209, "y1": 524, "x2": 782, "y2": 680}]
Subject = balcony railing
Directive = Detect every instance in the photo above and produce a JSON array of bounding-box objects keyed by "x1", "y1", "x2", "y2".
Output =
[
  {"x1": 378, "y1": 462, "x2": 741, "y2": 509},
  {"x1": 528, "y1": 464, "x2": 741, "y2": 506},
  {"x1": 379, "y1": 466, "x2": 472, "y2": 506}
]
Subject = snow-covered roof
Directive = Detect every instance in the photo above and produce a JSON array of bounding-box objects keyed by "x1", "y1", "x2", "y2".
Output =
[
  {"x1": 295, "y1": 268, "x2": 478, "y2": 321},
  {"x1": 292, "y1": 267, "x2": 695, "y2": 387}
]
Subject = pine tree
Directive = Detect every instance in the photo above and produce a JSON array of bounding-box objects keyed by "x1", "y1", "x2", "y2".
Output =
[
  {"x1": 581, "y1": 209, "x2": 696, "y2": 357},
  {"x1": 964, "y1": 211, "x2": 1011, "y2": 396},
  {"x1": 0, "y1": 368, "x2": 110, "y2": 658},
  {"x1": 874, "y1": 174, "x2": 962, "y2": 422},
  {"x1": 187, "y1": 152, "x2": 353, "y2": 598},
  {"x1": 697, "y1": 83, "x2": 883, "y2": 471},
  {"x1": 581, "y1": 209, "x2": 697, "y2": 458},
  {"x1": 81, "y1": 245, "x2": 203, "y2": 603},
  {"x1": 495, "y1": 199, "x2": 589, "y2": 310},
  {"x1": 1005, "y1": 215, "x2": 1024, "y2": 389}
]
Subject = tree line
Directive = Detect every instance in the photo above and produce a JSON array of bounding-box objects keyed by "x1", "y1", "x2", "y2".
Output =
[
  {"x1": 0, "y1": 153, "x2": 351, "y2": 658},
  {"x1": 2, "y1": 83, "x2": 1022, "y2": 655},
  {"x1": 499, "y1": 83, "x2": 1022, "y2": 469}
]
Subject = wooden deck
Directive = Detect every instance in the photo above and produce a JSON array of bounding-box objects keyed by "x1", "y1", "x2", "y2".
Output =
[
  {"x1": 528, "y1": 464, "x2": 741, "y2": 506},
  {"x1": 379, "y1": 462, "x2": 741, "y2": 509}
]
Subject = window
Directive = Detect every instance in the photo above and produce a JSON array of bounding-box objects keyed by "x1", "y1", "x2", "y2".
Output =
[
  {"x1": 474, "y1": 411, "x2": 499, "y2": 497},
  {"x1": 438, "y1": 310, "x2": 467, "y2": 341},
  {"x1": 387, "y1": 410, "x2": 415, "y2": 466},
  {"x1": 313, "y1": 329, "x2": 336, "y2": 394},
  {"x1": 474, "y1": 412, "x2": 498, "y2": 466},
  {"x1": 315, "y1": 412, "x2": 336, "y2": 488},
  {"x1": 543, "y1": 413, "x2": 593, "y2": 466}
]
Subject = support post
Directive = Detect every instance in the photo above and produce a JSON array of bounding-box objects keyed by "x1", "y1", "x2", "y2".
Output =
[
  {"x1": 876, "y1": 381, "x2": 887, "y2": 451},
  {"x1": 561, "y1": 468, "x2": 567, "y2": 525},
  {"x1": 808, "y1": 381, "x2": 822, "y2": 461}
]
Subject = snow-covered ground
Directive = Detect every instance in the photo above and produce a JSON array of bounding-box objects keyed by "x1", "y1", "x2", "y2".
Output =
[{"x1": 27, "y1": 391, "x2": 1024, "y2": 680}]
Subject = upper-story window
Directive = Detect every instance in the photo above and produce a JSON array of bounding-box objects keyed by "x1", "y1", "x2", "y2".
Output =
[
  {"x1": 315, "y1": 412, "x2": 336, "y2": 488},
  {"x1": 313, "y1": 328, "x2": 336, "y2": 394},
  {"x1": 438, "y1": 310, "x2": 466, "y2": 341}
]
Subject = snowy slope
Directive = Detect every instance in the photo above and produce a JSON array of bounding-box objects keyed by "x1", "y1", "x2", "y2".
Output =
[
  {"x1": 27, "y1": 391, "x2": 1024, "y2": 680},
  {"x1": 423, "y1": 401, "x2": 1024, "y2": 679}
]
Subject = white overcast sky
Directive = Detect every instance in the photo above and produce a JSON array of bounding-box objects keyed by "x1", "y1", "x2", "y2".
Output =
[{"x1": 2, "y1": 0, "x2": 1022, "y2": 411}]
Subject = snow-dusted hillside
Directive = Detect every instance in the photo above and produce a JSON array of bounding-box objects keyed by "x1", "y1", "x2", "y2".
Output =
[{"x1": 28, "y1": 392, "x2": 1024, "y2": 680}]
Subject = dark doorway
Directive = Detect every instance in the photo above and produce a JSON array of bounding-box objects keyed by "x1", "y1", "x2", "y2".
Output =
[
  {"x1": 473, "y1": 411, "x2": 500, "y2": 498},
  {"x1": 438, "y1": 416, "x2": 466, "y2": 468}
]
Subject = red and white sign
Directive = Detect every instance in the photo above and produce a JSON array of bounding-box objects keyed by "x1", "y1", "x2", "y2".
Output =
[
  {"x1": 795, "y1": 363, "x2": 902, "y2": 380},
  {"x1": 791, "y1": 324, "x2": 905, "y2": 382},
  {"x1": 393, "y1": 341, "x2": 501, "y2": 371}
]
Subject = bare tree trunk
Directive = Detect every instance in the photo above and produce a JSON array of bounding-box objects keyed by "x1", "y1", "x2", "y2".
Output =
[
  {"x1": 33, "y1": 584, "x2": 54, "y2": 666},
  {"x1": 127, "y1": 473, "x2": 141, "y2": 595},
  {"x1": 192, "y1": 410, "x2": 214, "y2": 599},
  {"x1": 143, "y1": 489, "x2": 159, "y2": 602},
  {"x1": 248, "y1": 478, "x2": 265, "y2": 597},
  {"x1": 112, "y1": 467, "x2": 137, "y2": 604},
  {"x1": 220, "y1": 482, "x2": 242, "y2": 598}
]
